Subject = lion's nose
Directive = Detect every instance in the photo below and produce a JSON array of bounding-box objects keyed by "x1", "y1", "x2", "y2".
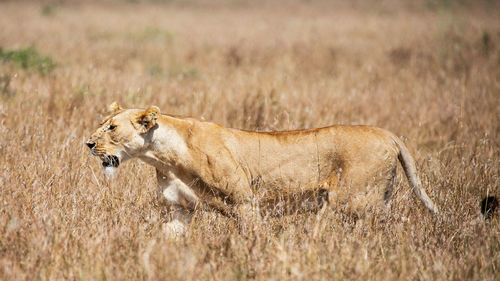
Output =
[{"x1": 86, "y1": 141, "x2": 96, "y2": 149}]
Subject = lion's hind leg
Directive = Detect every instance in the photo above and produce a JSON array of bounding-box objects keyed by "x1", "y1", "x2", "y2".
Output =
[
  {"x1": 320, "y1": 174, "x2": 343, "y2": 210},
  {"x1": 383, "y1": 166, "x2": 397, "y2": 211},
  {"x1": 322, "y1": 164, "x2": 396, "y2": 217}
]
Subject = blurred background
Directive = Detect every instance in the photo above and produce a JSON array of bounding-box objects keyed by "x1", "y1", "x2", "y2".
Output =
[{"x1": 0, "y1": 0, "x2": 498, "y2": 280}]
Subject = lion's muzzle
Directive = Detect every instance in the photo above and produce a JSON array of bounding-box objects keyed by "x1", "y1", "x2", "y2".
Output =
[
  {"x1": 101, "y1": 155, "x2": 120, "y2": 168},
  {"x1": 86, "y1": 141, "x2": 96, "y2": 149},
  {"x1": 86, "y1": 140, "x2": 120, "y2": 168}
]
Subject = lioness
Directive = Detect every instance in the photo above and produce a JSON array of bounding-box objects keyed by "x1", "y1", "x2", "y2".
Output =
[{"x1": 86, "y1": 103, "x2": 438, "y2": 235}]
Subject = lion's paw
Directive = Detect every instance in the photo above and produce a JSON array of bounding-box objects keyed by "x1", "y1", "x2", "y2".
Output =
[{"x1": 162, "y1": 219, "x2": 187, "y2": 240}]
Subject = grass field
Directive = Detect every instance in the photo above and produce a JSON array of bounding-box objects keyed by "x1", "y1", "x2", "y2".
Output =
[{"x1": 0, "y1": 0, "x2": 499, "y2": 280}]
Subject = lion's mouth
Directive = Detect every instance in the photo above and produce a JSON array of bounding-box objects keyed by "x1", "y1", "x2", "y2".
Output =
[{"x1": 101, "y1": 155, "x2": 120, "y2": 168}]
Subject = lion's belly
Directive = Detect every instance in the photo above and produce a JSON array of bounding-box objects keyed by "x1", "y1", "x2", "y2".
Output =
[
  {"x1": 232, "y1": 138, "x2": 343, "y2": 198},
  {"x1": 254, "y1": 153, "x2": 337, "y2": 192}
]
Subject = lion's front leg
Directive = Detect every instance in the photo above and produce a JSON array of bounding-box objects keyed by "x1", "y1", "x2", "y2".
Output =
[{"x1": 156, "y1": 169, "x2": 198, "y2": 238}]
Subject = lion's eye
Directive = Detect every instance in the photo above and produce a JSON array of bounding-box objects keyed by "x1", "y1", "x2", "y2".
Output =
[{"x1": 108, "y1": 124, "x2": 117, "y2": 131}]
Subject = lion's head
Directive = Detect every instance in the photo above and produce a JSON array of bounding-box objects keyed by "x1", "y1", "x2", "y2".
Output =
[{"x1": 86, "y1": 102, "x2": 160, "y2": 174}]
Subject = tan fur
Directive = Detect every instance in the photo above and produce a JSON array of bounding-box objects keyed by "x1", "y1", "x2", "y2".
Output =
[{"x1": 86, "y1": 104, "x2": 438, "y2": 234}]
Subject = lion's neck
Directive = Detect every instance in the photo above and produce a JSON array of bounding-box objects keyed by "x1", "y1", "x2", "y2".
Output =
[{"x1": 139, "y1": 116, "x2": 192, "y2": 173}]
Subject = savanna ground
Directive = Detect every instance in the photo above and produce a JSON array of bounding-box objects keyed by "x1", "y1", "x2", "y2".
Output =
[{"x1": 0, "y1": 0, "x2": 499, "y2": 280}]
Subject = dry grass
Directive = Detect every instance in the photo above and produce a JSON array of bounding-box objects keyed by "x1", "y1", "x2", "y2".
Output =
[{"x1": 0, "y1": 0, "x2": 499, "y2": 280}]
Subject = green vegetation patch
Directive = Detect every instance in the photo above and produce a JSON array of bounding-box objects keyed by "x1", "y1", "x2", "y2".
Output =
[
  {"x1": 41, "y1": 3, "x2": 59, "y2": 17},
  {"x1": 127, "y1": 26, "x2": 174, "y2": 42},
  {"x1": 147, "y1": 63, "x2": 200, "y2": 80},
  {"x1": 167, "y1": 66, "x2": 200, "y2": 79},
  {"x1": 0, "y1": 47, "x2": 56, "y2": 75},
  {"x1": 89, "y1": 26, "x2": 174, "y2": 44}
]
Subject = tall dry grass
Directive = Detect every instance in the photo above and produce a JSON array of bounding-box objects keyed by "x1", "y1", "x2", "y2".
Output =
[{"x1": 0, "y1": 0, "x2": 499, "y2": 280}]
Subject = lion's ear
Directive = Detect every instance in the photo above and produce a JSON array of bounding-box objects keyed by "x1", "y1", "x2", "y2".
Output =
[
  {"x1": 108, "y1": 102, "x2": 121, "y2": 113},
  {"x1": 134, "y1": 106, "x2": 160, "y2": 133}
]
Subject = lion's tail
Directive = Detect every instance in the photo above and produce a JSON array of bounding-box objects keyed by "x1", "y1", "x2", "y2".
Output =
[{"x1": 394, "y1": 137, "x2": 439, "y2": 215}]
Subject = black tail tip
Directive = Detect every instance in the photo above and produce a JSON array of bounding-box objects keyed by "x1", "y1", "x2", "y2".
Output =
[{"x1": 480, "y1": 196, "x2": 498, "y2": 220}]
